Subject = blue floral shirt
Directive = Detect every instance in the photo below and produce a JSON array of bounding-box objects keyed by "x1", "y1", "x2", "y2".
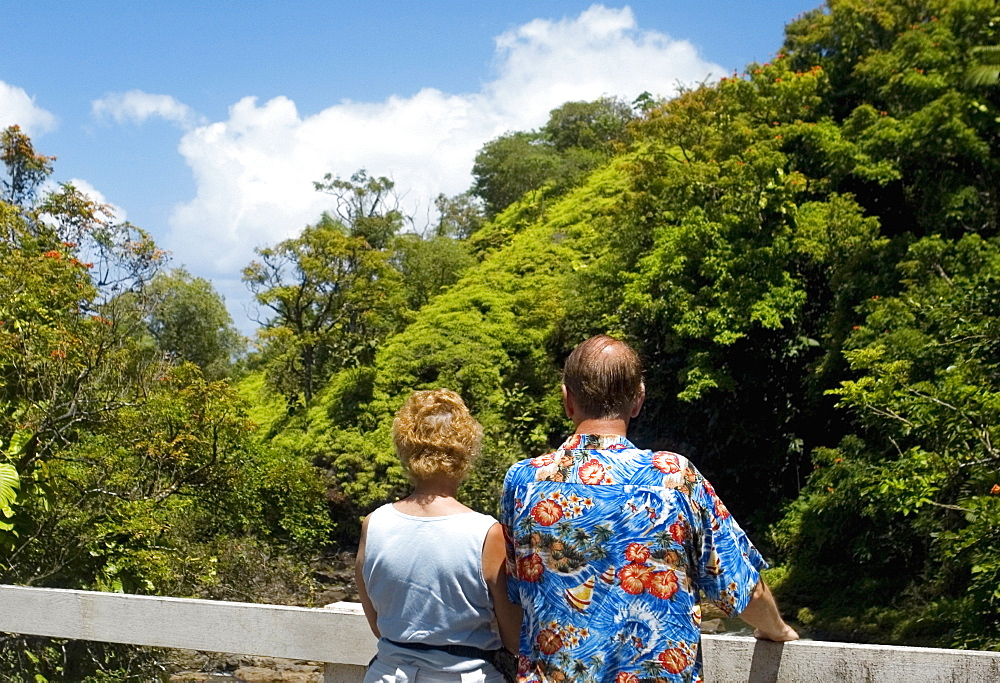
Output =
[{"x1": 500, "y1": 434, "x2": 765, "y2": 683}]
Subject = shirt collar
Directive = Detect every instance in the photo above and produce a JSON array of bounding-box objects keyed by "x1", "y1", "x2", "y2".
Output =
[{"x1": 559, "y1": 433, "x2": 637, "y2": 451}]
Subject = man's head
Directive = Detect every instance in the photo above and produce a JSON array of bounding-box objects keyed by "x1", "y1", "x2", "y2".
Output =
[{"x1": 562, "y1": 334, "x2": 644, "y2": 422}]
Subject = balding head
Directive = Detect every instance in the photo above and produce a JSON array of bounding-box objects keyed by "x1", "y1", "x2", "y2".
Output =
[{"x1": 562, "y1": 335, "x2": 644, "y2": 420}]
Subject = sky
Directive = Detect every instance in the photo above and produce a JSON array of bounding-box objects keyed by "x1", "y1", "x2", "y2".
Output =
[{"x1": 1, "y1": 1, "x2": 820, "y2": 334}]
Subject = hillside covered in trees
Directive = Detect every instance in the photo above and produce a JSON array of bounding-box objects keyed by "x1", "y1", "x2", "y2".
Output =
[{"x1": 2, "y1": 0, "x2": 999, "y2": 677}]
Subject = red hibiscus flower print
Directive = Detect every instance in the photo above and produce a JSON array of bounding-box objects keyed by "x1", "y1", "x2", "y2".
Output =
[
  {"x1": 617, "y1": 564, "x2": 651, "y2": 595},
  {"x1": 517, "y1": 553, "x2": 544, "y2": 582},
  {"x1": 714, "y1": 497, "x2": 731, "y2": 521},
  {"x1": 530, "y1": 499, "x2": 563, "y2": 526},
  {"x1": 645, "y1": 570, "x2": 679, "y2": 600},
  {"x1": 652, "y1": 451, "x2": 681, "y2": 474},
  {"x1": 531, "y1": 452, "x2": 556, "y2": 467},
  {"x1": 658, "y1": 647, "x2": 689, "y2": 674},
  {"x1": 537, "y1": 628, "x2": 564, "y2": 655},
  {"x1": 668, "y1": 521, "x2": 687, "y2": 544},
  {"x1": 518, "y1": 655, "x2": 531, "y2": 674},
  {"x1": 615, "y1": 673, "x2": 639, "y2": 683},
  {"x1": 579, "y1": 459, "x2": 607, "y2": 485},
  {"x1": 624, "y1": 543, "x2": 650, "y2": 563}
]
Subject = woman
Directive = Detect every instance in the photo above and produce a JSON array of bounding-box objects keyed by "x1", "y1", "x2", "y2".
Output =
[{"x1": 356, "y1": 388, "x2": 522, "y2": 683}]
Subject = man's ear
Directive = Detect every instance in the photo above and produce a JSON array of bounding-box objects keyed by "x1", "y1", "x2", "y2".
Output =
[
  {"x1": 562, "y1": 384, "x2": 575, "y2": 420},
  {"x1": 630, "y1": 382, "x2": 646, "y2": 419}
]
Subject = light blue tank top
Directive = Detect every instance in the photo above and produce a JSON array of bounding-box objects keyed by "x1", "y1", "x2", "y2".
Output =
[{"x1": 362, "y1": 504, "x2": 503, "y2": 675}]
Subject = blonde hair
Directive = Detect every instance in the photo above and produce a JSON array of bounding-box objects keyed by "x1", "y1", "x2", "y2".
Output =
[{"x1": 393, "y1": 389, "x2": 483, "y2": 482}]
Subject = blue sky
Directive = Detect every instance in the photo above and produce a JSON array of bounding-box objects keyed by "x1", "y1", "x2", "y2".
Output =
[{"x1": 1, "y1": 1, "x2": 820, "y2": 333}]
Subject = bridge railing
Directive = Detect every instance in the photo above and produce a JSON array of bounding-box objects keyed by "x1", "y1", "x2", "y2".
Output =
[{"x1": 2, "y1": 584, "x2": 999, "y2": 682}]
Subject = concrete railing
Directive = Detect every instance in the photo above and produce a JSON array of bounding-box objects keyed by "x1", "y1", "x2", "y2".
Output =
[{"x1": 2, "y1": 584, "x2": 1000, "y2": 682}]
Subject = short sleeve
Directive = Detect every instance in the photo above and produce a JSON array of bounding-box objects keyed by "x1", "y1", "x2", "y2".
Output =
[
  {"x1": 690, "y1": 474, "x2": 767, "y2": 617},
  {"x1": 499, "y1": 465, "x2": 521, "y2": 606}
]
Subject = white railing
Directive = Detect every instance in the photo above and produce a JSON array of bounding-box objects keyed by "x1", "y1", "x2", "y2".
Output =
[{"x1": 2, "y1": 585, "x2": 1000, "y2": 682}]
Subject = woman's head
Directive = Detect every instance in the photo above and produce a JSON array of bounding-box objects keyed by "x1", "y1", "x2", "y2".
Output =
[{"x1": 393, "y1": 388, "x2": 483, "y2": 483}]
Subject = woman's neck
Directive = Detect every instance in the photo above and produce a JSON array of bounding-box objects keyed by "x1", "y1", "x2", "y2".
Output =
[{"x1": 393, "y1": 475, "x2": 471, "y2": 517}]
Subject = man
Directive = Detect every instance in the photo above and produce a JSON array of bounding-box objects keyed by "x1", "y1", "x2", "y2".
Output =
[{"x1": 501, "y1": 334, "x2": 797, "y2": 682}]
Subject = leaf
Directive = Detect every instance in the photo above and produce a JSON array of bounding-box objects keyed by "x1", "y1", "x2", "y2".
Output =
[{"x1": 0, "y1": 463, "x2": 18, "y2": 513}]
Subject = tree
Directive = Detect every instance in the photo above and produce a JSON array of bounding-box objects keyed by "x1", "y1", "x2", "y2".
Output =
[
  {"x1": 472, "y1": 131, "x2": 563, "y2": 217},
  {"x1": 774, "y1": 234, "x2": 1000, "y2": 649},
  {"x1": 243, "y1": 214, "x2": 405, "y2": 404},
  {"x1": 542, "y1": 96, "x2": 634, "y2": 152},
  {"x1": 1, "y1": 125, "x2": 54, "y2": 208},
  {"x1": 433, "y1": 191, "x2": 485, "y2": 239},
  {"x1": 314, "y1": 169, "x2": 405, "y2": 250},
  {"x1": 145, "y1": 268, "x2": 244, "y2": 379},
  {"x1": 0, "y1": 128, "x2": 332, "y2": 679},
  {"x1": 472, "y1": 98, "x2": 636, "y2": 218}
]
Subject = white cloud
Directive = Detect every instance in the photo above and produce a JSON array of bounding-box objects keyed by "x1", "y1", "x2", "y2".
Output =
[
  {"x1": 93, "y1": 90, "x2": 203, "y2": 129},
  {"x1": 0, "y1": 81, "x2": 57, "y2": 137},
  {"x1": 164, "y1": 5, "x2": 723, "y2": 291}
]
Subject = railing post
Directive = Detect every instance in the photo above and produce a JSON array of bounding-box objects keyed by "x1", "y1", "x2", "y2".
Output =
[{"x1": 323, "y1": 662, "x2": 368, "y2": 683}]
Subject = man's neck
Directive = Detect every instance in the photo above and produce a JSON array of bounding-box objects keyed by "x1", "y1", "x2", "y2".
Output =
[{"x1": 573, "y1": 417, "x2": 629, "y2": 437}]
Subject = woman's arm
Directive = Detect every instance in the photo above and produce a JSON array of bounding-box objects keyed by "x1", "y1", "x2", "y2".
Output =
[
  {"x1": 483, "y1": 522, "x2": 523, "y2": 653},
  {"x1": 355, "y1": 514, "x2": 381, "y2": 638}
]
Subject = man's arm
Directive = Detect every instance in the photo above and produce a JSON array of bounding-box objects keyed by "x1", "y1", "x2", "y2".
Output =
[{"x1": 737, "y1": 579, "x2": 799, "y2": 642}]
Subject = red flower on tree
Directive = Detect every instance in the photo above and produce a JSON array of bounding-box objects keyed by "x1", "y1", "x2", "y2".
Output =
[
  {"x1": 669, "y1": 521, "x2": 687, "y2": 544},
  {"x1": 530, "y1": 499, "x2": 563, "y2": 526},
  {"x1": 615, "y1": 673, "x2": 639, "y2": 683},
  {"x1": 624, "y1": 543, "x2": 650, "y2": 563},
  {"x1": 579, "y1": 459, "x2": 607, "y2": 485},
  {"x1": 658, "y1": 647, "x2": 689, "y2": 674},
  {"x1": 617, "y1": 564, "x2": 651, "y2": 595}
]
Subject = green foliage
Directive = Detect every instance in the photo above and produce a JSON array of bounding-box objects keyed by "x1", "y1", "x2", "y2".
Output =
[
  {"x1": 258, "y1": 0, "x2": 1000, "y2": 649},
  {"x1": 391, "y1": 232, "x2": 475, "y2": 310},
  {"x1": 472, "y1": 131, "x2": 565, "y2": 217},
  {"x1": 244, "y1": 213, "x2": 405, "y2": 403},
  {"x1": 472, "y1": 97, "x2": 636, "y2": 217},
  {"x1": 773, "y1": 235, "x2": 1000, "y2": 648},
  {"x1": 0, "y1": 462, "x2": 18, "y2": 532},
  {"x1": 965, "y1": 44, "x2": 1000, "y2": 86},
  {"x1": 0, "y1": 128, "x2": 331, "y2": 679},
  {"x1": 314, "y1": 169, "x2": 405, "y2": 250},
  {"x1": 434, "y1": 191, "x2": 486, "y2": 239},
  {"x1": 542, "y1": 96, "x2": 635, "y2": 152},
  {"x1": 145, "y1": 267, "x2": 244, "y2": 378}
]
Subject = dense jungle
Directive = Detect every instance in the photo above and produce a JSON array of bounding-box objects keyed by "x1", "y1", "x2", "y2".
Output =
[{"x1": 2, "y1": 0, "x2": 999, "y2": 678}]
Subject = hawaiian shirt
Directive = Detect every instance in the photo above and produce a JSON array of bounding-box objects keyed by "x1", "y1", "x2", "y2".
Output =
[{"x1": 500, "y1": 434, "x2": 765, "y2": 683}]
